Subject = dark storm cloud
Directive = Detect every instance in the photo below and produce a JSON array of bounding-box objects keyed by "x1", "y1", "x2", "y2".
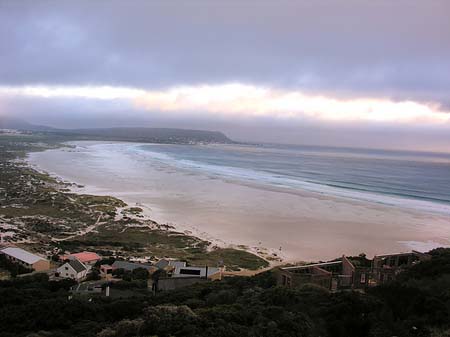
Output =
[{"x1": 1, "y1": 0, "x2": 450, "y2": 102}]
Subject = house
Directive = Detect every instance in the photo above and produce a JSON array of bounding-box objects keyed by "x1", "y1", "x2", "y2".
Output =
[
  {"x1": 1, "y1": 247, "x2": 50, "y2": 272},
  {"x1": 152, "y1": 265, "x2": 222, "y2": 292},
  {"x1": 61, "y1": 251, "x2": 101, "y2": 266},
  {"x1": 372, "y1": 251, "x2": 431, "y2": 284},
  {"x1": 276, "y1": 251, "x2": 430, "y2": 291},
  {"x1": 276, "y1": 256, "x2": 357, "y2": 291},
  {"x1": 100, "y1": 264, "x2": 113, "y2": 279},
  {"x1": 172, "y1": 265, "x2": 222, "y2": 280},
  {"x1": 57, "y1": 259, "x2": 88, "y2": 281},
  {"x1": 111, "y1": 260, "x2": 154, "y2": 272}
]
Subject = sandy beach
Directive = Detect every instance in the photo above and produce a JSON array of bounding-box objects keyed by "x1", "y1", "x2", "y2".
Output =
[{"x1": 27, "y1": 141, "x2": 450, "y2": 262}]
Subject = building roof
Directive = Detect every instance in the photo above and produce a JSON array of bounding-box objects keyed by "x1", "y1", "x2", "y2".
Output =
[
  {"x1": 282, "y1": 260, "x2": 342, "y2": 271},
  {"x1": 1, "y1": 247, "x2": 46, "y2": 265},
  {"x1": 155, "y1": 259, "x2": 187, "y2": 269},
  {"x1": 155, "y1": 259, "x2": 170, "y2": 269},
  {"x1": 66, "y1": 251, "x2": 101, "y2": 263},
  {"x1": 374, "y1": 251, "x2": 425, "y2": 258},
  {"x1": 112, "y1": 260, "x2": 152, "y2": 271},
  {"x1": 68, "y1": 259, "x2": 88, "y2": 273}
]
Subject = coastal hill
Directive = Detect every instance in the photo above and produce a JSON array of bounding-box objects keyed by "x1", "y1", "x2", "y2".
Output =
[
  {"x1": 57, "y1": 127, "x2": 233, "y2": 144},
  {"x1": 0, "y1": 117, "x2": 55, "y2": 132},
  {"x1": 0, "y1": 117, "x2": 233, "y2": 144}
]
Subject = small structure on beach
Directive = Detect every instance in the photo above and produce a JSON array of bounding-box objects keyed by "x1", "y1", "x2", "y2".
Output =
[{"x1": 1, "y1": 247, "x2": 50, "y2": 272}]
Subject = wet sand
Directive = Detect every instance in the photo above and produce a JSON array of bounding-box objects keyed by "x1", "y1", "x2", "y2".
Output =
[{"x1": 27, "y1": 141, "x2": 450, "y2": 262}]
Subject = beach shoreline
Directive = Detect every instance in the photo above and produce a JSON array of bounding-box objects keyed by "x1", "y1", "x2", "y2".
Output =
[
  {"x1": 25, "y1": 147, "x2": 286, "y2": 265},
  {"x1": 26, "y1": 141, "x2": 450, "y2": 262}
]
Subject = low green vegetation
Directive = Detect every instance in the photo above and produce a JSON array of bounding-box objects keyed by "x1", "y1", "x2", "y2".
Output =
[
  {"x1": 59, "y1": 223, "x2": 268, "y2": 270},
  {"x1": 122, "y1": 207, "x2": 144, "y2": 216}
]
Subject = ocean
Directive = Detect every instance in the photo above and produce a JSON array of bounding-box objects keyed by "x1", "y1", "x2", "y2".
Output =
[{"x1": 135, "y1": 143, "x2": 450, "y2": 215}]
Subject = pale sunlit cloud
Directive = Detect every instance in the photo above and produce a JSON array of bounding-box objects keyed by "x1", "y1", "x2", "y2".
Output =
[
  {"x1": 0, "y1": 85, "x2": 145, "y2": 100},
  {"x1": 1, "y1": 83, "x2": 449, "y2": 124},
  {"x1": 135, "y1": 84, "x2": 450, "y2": 124}
]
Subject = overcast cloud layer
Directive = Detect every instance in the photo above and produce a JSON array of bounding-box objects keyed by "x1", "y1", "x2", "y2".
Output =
[{"x1": 1, "y1": 0, "x2": 450, "y2": 151}]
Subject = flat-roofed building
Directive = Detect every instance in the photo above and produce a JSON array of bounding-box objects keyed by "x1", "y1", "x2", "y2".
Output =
[
  {"x1": 153, "y1": 265, "x2": 222, "y2": 292},
  {"x1": 1, "y1": 247, "x2": 50, "y2": 272},
  {"x1": 172, "y1": 266, "x2": 221, "y2": 280}
]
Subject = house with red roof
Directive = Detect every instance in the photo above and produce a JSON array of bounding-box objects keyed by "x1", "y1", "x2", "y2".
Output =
[{"x1": 61, "y1": 251, "x2": 101, "y2": 266}]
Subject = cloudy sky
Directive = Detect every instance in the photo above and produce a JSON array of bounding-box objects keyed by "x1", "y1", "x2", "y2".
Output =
[{"x1": 1, "y1": 0, "x2": 450, "y2": 151}]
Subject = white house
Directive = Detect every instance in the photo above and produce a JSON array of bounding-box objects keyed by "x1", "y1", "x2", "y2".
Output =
[{"x1": 57, "y1": 259, "x2": 88, "y2": 281}]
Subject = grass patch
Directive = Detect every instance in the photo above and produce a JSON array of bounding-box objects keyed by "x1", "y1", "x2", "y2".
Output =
[{"x1": 75, "y1": 224, "x2": 268, "y2": 270}]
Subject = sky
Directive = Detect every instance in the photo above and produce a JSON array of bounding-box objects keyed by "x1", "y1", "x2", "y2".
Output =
[{"x1": 1, "y1": 0, "x2": 450, "y2": 151}]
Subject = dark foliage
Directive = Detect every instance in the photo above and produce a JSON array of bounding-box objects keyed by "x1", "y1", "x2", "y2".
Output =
[
  {"x1": 1, "y1": 250, "x2": 450, "y2": 337},
  {"x1": 0, "y1": 254, "x2": 32, "y2": 276}
]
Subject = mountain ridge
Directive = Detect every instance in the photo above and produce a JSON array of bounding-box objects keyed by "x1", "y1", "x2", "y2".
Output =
[{"x1": 0, "y1": 117, "x2": 233, "y2": 144}]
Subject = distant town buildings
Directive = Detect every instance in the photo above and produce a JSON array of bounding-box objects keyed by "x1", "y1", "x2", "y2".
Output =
[{"x1": 2, "y1": 243, "x2": 429, "y2": 296}]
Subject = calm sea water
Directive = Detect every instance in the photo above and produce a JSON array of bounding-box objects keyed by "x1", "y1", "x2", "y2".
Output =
[{"x1": 135, "y1": 143, "x2": 450, "y2": 213}]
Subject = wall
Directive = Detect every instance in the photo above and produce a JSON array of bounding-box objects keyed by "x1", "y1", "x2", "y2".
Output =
[
  {"x1": 32, "y1": 259, "x2": 50, "y2": 272},
  {"x1": 156, "y1": 277, "x2": 208, "y2": 291}
]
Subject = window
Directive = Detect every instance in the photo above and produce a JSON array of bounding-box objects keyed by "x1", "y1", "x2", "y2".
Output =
[
  {"x1": 360, "y1": 273, "x2": 366, "y2": 283},
  {"x1": 65, "y1": 267, "x2": 68, "y2": 270},
  {"x1": 179, "y1": 269, "x2": 201, "y2": 275},
  {"x1": 398, "y1": 255, "x2": 409, "y2": 266}
]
